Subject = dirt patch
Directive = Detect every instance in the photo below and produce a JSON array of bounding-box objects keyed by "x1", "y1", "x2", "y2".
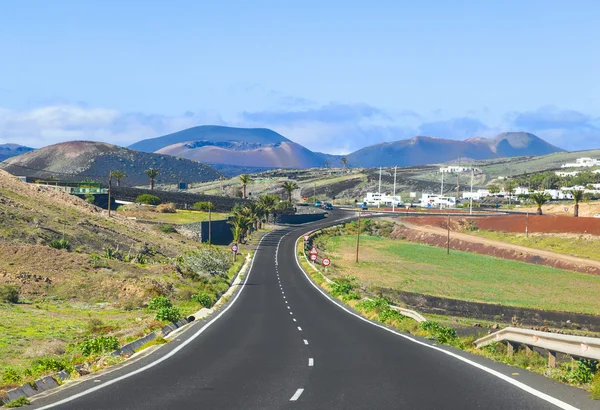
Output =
[
  {"x1": 403, "y1": 214, "x2": 600, "y2": 235},
  {"x1": 389, "y1": 225, "x2": 600, "y2": 275}
]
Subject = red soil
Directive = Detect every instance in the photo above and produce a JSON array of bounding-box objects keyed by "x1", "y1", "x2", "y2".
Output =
[{"x1": 403, "y1": 214, "x2": 600, "y2": 235}]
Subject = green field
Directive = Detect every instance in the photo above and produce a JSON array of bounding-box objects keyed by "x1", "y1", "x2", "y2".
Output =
[
  {"x1": 471, "y1": 230, "x2": 600, "y2": 261},
  {"x1": 117, "y1": 210, "x2": 230, "y2": 224},
  {"x1": 325, "y1": 235, "x2": 600, "y2": 314}
]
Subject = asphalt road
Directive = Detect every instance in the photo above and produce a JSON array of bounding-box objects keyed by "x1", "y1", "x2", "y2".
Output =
[{"x1": 31, "y1": 211, "x2": 596, "y2": 409}]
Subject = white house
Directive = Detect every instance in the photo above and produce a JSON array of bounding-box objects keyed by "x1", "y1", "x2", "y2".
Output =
[
  {"x1": 543, "y1": 190, "x2": 573, "y2": 200},
  {"x1": 555, "y1": 171, "x2": 580, "y2": 177},
  {"x1": 462, "y1": 189, "x2": 490, "y2": 200},
  {"x1": 363, "y1": 192, "x2": 403, "y2": 207},
  {"x1": 439, "y1": 166, "x2": 478, "y2": 173},
  {"x1": 514, "y1": 187, "x2": 530, "y2": 195},
  {"x1": 561, "y1": 157, "x2": 600, "y2": 168}
]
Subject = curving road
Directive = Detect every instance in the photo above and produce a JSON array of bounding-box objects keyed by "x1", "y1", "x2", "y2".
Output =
[{"x1": 31, "y1": 211, "x2": 595, "y2": 409}]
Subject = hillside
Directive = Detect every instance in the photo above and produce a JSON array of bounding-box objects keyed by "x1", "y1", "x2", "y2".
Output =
[
  {"x1": 130, "y1": 125, "x2": 329, "y2": 168},
  {"x1": 0, "y1": 141, "x2": 220, "y2": 186},
  {"x1": 0, "y1": 144, "x2": 34, "y2": 162},
  {"x1": 346, "y1": 132, "x2": 564, "y2": 168}
]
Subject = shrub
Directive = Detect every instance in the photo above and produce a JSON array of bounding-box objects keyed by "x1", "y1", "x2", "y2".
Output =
[
  {"x1": 31, "y1": 356, "x2": 73, "y2": 374},
  {"x1": 84, "y1": 193, "x2": 95, "y2": 203},
  {"x1": 192, "y1": 201, "x2": 214, "y2": 211},
  {"x1": 357, "y1": 298, "x2": 389, "y2": 312},
  {"x1": 591, "y1": 371, "x2": 600, "y2": 400},
  {"x1": 49, "y1": 239, "x2": 70, "y2": 250},
  {"x1": 191, "y1": 293, "x2": 213, "y2": 308},
  {"x1": 330, "y1": 281, "x2": 360, "y2": 301},
  {"x1": 2, "y1": 367, "x2": 22, "y2": 384},
  {"x1": 6, "y1": 396, "x2": 30, "y2": 407},
  {"x1": 178, "y1": 247, "x2": 231, "y2": 278},
  {"x1": 0, "y1": 285, "x2": 19, "y2": 303},
  {"x1": 155, "y1": 306, "x2": 182, "y2": 322},
  {"x1": 156, "y1": 203, "x2": 176, "y2": 213},
  {"x1": 159, "y1": 224, "x2": 176, "y2": 234},
  {"x1": 78, "y1": 336, "x2": 120, "y2": 356},
  {"x1": 103, "y1": 247, "x2": 120, "y2": 260},
  {"x1": 419, "y1": 321, "x2": 457, "y2": 344},
  {"x1": 135, "y1": 194, "x2": 161, "y2": 205},
  {"x1": 568, "y1": 360, "x2": 597, "y2": 385},
  {"x1": 378, "y1": 307, "x2": 404, "y2": 323},
  {"x1": 148, "y1": 296, "x2": 172, "y2": 310}
]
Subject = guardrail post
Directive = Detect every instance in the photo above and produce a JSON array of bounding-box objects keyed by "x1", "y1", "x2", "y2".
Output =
[
  {"x1": 548, "y1": 351, "x2": 557, "y2": 368},
  {"x1": 506, "y1": 341, "x2": 515, "y2": 356},
  {"x1": 524, "y1": 345, "x2": 533, "y2": 356}
]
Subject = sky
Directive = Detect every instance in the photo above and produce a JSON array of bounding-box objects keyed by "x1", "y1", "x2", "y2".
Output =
[{"x1": 1, "y1": 0, "x2": 599, "y2": 154}]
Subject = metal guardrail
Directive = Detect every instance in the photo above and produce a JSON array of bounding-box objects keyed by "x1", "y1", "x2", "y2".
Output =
[{"x1": 474, "y1": 327, "x2": 600, "y2": 367}]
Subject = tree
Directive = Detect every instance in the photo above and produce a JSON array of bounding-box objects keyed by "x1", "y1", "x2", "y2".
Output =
[
  {"x1": 488, "y1": 185, "x2": 500, "y2": 194},
  {"x1": 144, "y1": 168, "x2": 159, "y2": 191},
  {"x1": 111, "y1": 170, "x2": 126, "y2": 187},
  {"x1": 530, "y1": 192, "x2": 551, "y2": 215},
  {"x1": 324, "y1": 161, "x2": 329, "y2": 169},
  {"x1": 281, "y1": 181, "x2": 299, "y2": 202},
  {"x1": 341, "y1": 157, "x2": 348, "y2": 168},
  {"x1": 239, "y1": 174, "x2": 252, "y2": 200},
  {"x1": 229, "y1": 214, "x2": 252, "y2": 243},
  {"x1": 259, "y1": 194, "x2": 278, "y2": 224},
  {"x1": 572, "y1": 190, "x2": 585, "y2": 217}
]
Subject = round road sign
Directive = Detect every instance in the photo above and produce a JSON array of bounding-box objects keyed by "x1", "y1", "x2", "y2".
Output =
[
  {"x1": 231, "y1": 244, "x2": 238, "y2": 253},
  {"x1": 310, "y1": 253, "x2": 318, "y2": 261},
  {"x1": 322, "y1": 258, "x2": 331, "y2": 267},
  {"x1": 304, "y1": 235, "x2": 310, "y2": 241}
]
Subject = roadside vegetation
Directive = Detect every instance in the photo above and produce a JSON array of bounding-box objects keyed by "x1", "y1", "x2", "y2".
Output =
[{"x1": 297, "y1": 224, "x2": 600, "y2": 399}]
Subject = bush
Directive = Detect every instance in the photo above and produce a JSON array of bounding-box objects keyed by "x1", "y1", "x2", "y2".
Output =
[
  {"x1": 419, "y1": 321, "x2": 457, "y2": 344},
  {"x1": 84, "y1": 193, "x2": 95, "y2": 203},
  {"x1": 568, "y1": 360, "x2": 597, "y2": 385},
  {"x1": 0, "y1": 285, "x2": 19, "y2": 303},
  {"x1": 2, "y1": 367, "x2": 22, "y2": 384},
  {"x1": 148, "y1": 296, "x2": 172, "y2": 310},
  {"x1": 591, "y1": 371, "x2": 600, "y2": 400},
  {"x1": 191, "y1": 293, "x2": 213, "y2": 308},
  {"x1": 156, "y1": 203, "x2": 176, "y2": 213},
  {"x1": 159, "y1": 224, "x2": 176, "y2": 233},
  {"x1": 31, "y1": 356, "x2": 73, "y2": 374},
  {"x1": 49, "y1": 239, "x2": 70, "y2": 250},
  {"x1": 77, "y1": 336, "x2": 120, "y2": 356},
  {"x1": 178, "y1": 247, "x2": 231, "y2": 278},
  {"x1": 135, "y1": 194, "x2": 161, "y2": 205},
  {"x1": 378, "y1": 307, "x2": 404, "y2": 323},
  {"x1": 330, "y1": 281, "x2": 360, "y2": 301},
  {"x1": 357, "y1": 298, "x2": 389, "y2": 312},
  {"x1": 6, "y1": 396, "x2": 30, "y2": 407},
  {"x1": 192, "y1": 201, "x2": 214, "y2": 211},
  {"x1": 155, "y1": 306, "x2": 182, "y2": 322}
]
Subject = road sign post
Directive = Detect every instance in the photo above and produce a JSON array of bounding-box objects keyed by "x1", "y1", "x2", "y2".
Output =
[
  {"x1": 231, "y1": 243, "x2": 238, "y2": 262},
  {"x1": 310, "y1": 253, "x2": 318, "y2": 262},
  {"x1": 322, "y1": 258, "x2": 330, "y2": 267}
]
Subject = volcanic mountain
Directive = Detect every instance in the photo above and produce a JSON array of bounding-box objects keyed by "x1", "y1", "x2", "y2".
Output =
[{"x1": 1, "y1": 141, "x2": 220, "y2": 186}]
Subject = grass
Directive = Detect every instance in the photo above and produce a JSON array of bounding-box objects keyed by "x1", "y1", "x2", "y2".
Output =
[
  {"x1": 118, "y1": 209, "x2": 230, "y2": 224},
  {"x1": 5, "y1": 396, "x2": 30, "y2": 407},
  {"x1": 471, "y1": 230, "x2": 600, "y2": 261},
  {"x1": 325, "y1": 235, "x2": 600, "y2": 314},
  {"x1": 134, "y1": 336, "x2": 167, "y2": 353}
]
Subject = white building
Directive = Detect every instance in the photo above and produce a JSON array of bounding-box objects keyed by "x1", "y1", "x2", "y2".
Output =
[
  {"x1": 420, "y1": 194, "x2": 456, "y2": 208},
  {"x1": 462, "y1": 189, "x2": 490, "y2": 200},
  {"x1": 514, "y1": 187, "x2": 530, "y2": 195},
  {"x1": 561, "y1": 157, "x2": 600, "y2": 168},
  {"x1": 543, "y1": 190, "x2": 573, "y2": 200},
  {"x1": 363, "y1": 192, "x2": 403, "y2": 207},
  {"x1": 439, "y1": 166, "x2": 478, "y2": 173}
]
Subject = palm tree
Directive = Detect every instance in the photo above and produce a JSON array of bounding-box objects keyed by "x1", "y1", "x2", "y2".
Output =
[
  {"x1": 572, "y1": 190, "x2": 585, "y2": 217},
  {"x1": 324, "y1": 161, "x2": 329, "y2": 169},
  {"x1": 229, "y1": 214, "x2": 252, "y2": 243},
  {"x1": 242, "y1": 202, "x2": 264, "y2": 231},
  {"x1": 281, "y1": 181, "x2": 299, "y2": 202},
  {"x1": 240, "y1": 174, "x2": 252, "y2": 199},
  {"x1": 341, "y1": 157, "x2": 348, "y2": 168},
  {"x1": 111, "y1": 170, "x2": 126, "y2": 187},
  {"x1": 530, "y1": 192, "x2": 551, "y2": 215},
  {"x1": 144, "y1": 168, "x2": 159, "y2": 191},
  {"x1": 259, "y1": 194, "x2": 278, "y2": 224}
]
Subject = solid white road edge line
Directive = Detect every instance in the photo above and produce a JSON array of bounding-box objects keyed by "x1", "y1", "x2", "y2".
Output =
[
  {"x1": 290, "y1": 388, "x2": 304, "y2": 401},
  {"x1": 293, "y1": 235, "x2": 579, "y2": 410},
  {"x1": 34, "y1": 231, "x2": 274, "y2": 410}
]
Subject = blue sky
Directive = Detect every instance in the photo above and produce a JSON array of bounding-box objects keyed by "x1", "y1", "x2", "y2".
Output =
[{"x1": 1, "y1": 0, "x2": 599, "y2": 153}]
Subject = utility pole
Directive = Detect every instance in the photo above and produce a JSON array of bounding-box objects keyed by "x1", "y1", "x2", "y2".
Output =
[
  {"x1": 469, "y1": 169, "x2": 474, "y2": 215},
  {"x1": 447, "y1": 214, "x2": 451, "y2": 254},
  {"x1": 456, "y1": 157, "x2": 460, "y2": 203},
  {"x1": 392, "y1": 165, "x2": 397, "y2": 212},
  {"x1": 440, "y1": 171, "x2": 444, "y2": 210},
  {"x1": 108, "y1": 170, "x2": 112, "y2": 217},
  {"x1": 378, "y1": 166, "x2": 382, "y2": 208},
  {"x1": 526, "y1": 212, "x2": 529, "y2": 238},
  {"x1": 220, "y1": 176, "x2": 223, "y2": 194},
  {"x1": 356, "y1": 210, "x2": 361, "y2": 263}
]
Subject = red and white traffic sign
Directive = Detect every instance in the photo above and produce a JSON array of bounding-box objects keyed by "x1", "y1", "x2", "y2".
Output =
[
  {"x1": 310, "y1": 253, "x2": 318, "y2": 262},
  {"x1": 310, "y1": 247, "x2": 318, "y2": 255},
  {"x1": 321, "y1": 258, "x2": 331, "y2": 267},
  {"x1": 303, "y1": 235, "x2": 310, "y2": 242},
  {"x1": 231, "y1": 244, "x2": 238, "y2": 253}
]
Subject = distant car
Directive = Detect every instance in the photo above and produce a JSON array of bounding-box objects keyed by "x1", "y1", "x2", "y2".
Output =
[
  {"x1": 323, "y1": 203, "x2": 333, "y2": 210},
  {"x1": 314, "y1": 200, "x2": 322, "y2": 207}
]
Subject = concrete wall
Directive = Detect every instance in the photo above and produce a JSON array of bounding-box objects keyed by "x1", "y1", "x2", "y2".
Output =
[
  {"x1": 178, "y1": 220, "x2": 233, "y2": 245},
  {"x1": 275, "y1": 213, "x2": 327, "y2": 224},
  {"x1": 376, "y1": 288, "x2": 600, "y2": 332}
]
